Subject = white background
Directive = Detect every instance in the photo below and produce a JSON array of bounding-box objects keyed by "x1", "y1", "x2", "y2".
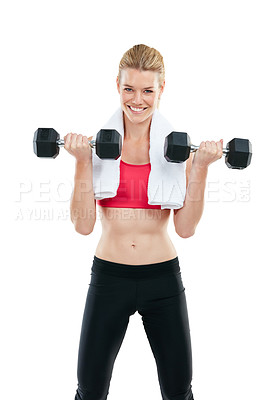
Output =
[{"x1": 1, "y1": 0, "x2": 265, "y2": 399}]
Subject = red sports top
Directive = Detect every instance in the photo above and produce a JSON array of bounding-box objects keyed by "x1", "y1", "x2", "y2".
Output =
[{"x1": 96, "y1": 160, "x2": 161, "y2": 209}]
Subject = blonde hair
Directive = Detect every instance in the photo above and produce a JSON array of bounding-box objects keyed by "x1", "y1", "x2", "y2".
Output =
[{"x1": 118, "y1": 44, "x2": 165, "y2": 108}]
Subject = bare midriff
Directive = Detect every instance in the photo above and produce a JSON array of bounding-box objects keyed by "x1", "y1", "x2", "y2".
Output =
[
  {"x1": 94, "y1": 138, "x2": 178, "y2": 265},
  {"x1": 95, "y1": 206, "x2": 177, "y2": 265}
]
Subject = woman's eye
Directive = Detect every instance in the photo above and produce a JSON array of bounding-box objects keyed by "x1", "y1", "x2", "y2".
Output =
[{"x1": 124, "y1": 88, "x2": 153, "y2": 93}]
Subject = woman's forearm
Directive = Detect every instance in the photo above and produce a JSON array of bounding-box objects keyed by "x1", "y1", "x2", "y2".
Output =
[
  {"x1": 173, "y1": 165, "x2": 208, "y2": 238},
  {"x1": 70, "y1": 160, "x2": 96, "y2": 235}
]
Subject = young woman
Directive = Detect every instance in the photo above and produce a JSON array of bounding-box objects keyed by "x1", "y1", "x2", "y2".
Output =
[{"x1": 65, "y1": 44, "x2": 223, "y2": 400}]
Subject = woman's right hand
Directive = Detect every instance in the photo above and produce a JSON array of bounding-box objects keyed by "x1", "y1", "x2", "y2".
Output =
[{"x1": 64, "y1": 133, "x2": 93, "y2": 164}]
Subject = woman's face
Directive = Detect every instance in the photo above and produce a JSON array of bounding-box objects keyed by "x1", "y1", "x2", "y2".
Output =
[{"x1": 116, "y1": 68, "x2": 165, "y2": 124}]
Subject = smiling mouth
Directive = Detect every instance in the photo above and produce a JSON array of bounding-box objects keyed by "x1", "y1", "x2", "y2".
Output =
[{"x1": 127, "y1": 105, "x2": 148, "y2": 113}]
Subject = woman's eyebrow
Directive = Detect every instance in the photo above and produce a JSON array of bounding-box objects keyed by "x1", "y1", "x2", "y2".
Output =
[{"x1": 123, "y1": 84, "x2": 154, "y2": 89}]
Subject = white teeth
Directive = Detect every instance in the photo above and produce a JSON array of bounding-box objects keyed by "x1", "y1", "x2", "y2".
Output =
[{"x1": 129, "y1": 106, "x2": 145, "y2": 112}]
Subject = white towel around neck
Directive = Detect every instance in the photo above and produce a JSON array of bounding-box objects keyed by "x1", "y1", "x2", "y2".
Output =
[{"x1": 91, "y1": 107, "x2": 186, "y2": 210}]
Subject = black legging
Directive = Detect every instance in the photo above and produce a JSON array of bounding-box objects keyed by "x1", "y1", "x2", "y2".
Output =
[{"x1": 74, "y1": 256, "x2": 194, "y2": 400}]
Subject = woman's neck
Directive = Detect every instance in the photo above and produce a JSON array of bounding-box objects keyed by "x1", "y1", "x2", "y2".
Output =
[{"x1": 123, "y1": 112, "x2": 152, "y2": 143}]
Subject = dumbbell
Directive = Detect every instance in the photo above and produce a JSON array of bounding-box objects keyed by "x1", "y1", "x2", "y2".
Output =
[
  {"x1": 33, "y1": 128, "x2": 122, "y2": 160},
  {"x1": 164, "y1": 132, "x2": 252, "y2": 169}
]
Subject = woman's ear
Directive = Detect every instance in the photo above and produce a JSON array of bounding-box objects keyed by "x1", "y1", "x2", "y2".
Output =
[
  {"x1": 158, "y1": 80, "x2": 165, "y2": 99},
  {"x1": 160, "y1": 80, "x2": 165, "y2": 97},
  {"x1": 116, "y1": 76, "x2": 120, "y2": 94}
]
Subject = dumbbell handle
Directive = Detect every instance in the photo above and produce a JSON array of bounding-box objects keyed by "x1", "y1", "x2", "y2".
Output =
[
  {"x1": 57, "y1": 138, "x2": 96, "y2": 148},
  {"x1": 58, "y1": 138, "x2": 229, "y2": 154},
  {"x1": 190, "y1": 144, "x2": 229, "y2": 155},
  {"x1": 57, "y1": 139, "x2": 229, "y2": 154}
]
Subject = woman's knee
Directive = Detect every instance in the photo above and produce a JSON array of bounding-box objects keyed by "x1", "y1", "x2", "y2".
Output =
[
  {"x1": 160, "y1": 382, "x2": 194, "y2": 400},
  {"x1": 74, "y1": 383, "x2": 110, "y2": 400}
]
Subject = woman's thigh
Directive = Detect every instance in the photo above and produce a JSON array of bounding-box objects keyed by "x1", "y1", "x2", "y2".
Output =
[
  {"x1": 137, "y1": 272, "x2": 193, "y2": 399},
  {"x1": 76, "y1": 272, "x2": 136, "y2": 398}
]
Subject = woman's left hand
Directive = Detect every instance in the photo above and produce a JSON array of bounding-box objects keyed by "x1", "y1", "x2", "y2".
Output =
[{"x1": 192, "y1": 139, "x2": 224, "y2": 169}]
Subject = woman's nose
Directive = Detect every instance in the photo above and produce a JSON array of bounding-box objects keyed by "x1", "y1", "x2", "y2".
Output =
[{"x1": 132, "y1": 91, "x2": 143, "y2": 104}]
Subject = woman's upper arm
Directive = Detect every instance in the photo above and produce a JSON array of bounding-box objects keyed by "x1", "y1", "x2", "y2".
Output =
[
  {"x1": 173, "y1": 154, "x2": 193, "y2": 216},
  {"x1": 185, "y1": 152, "x2": 193, "y2": 189},
  {"x1": 88, "y1": 135, "x2": 96, "y2": 208}
]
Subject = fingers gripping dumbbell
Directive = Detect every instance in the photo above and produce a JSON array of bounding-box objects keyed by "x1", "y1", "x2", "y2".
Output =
[
  {"x1": 33, "y1": 128, "x2": 122, "y2": 160},
  {"x1": 164, "y1": 132, "x2": 252, "y2": 169}
]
